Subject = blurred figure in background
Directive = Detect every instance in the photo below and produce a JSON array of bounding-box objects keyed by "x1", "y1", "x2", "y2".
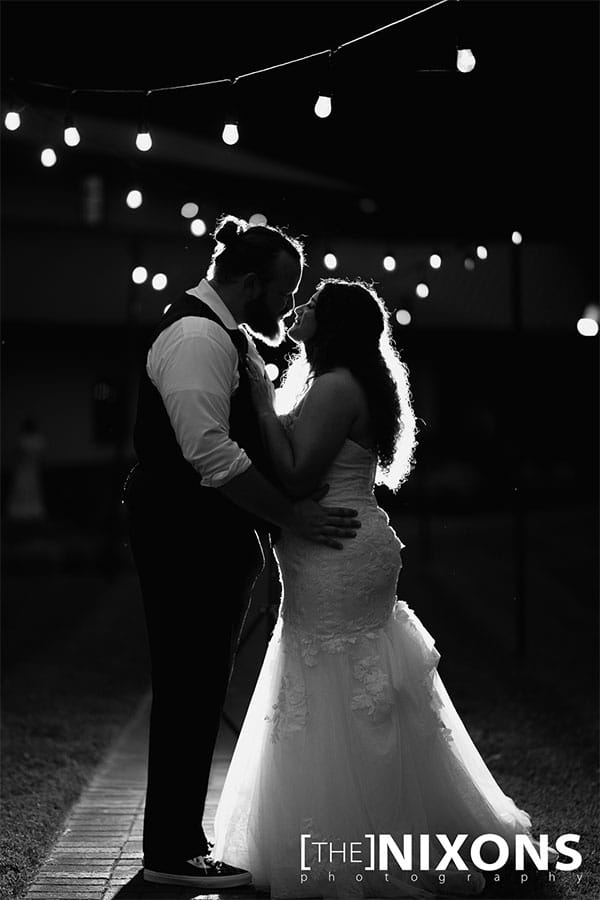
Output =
[{"x1": 6, "y1": 417, "x2": 47, "y2": 533}]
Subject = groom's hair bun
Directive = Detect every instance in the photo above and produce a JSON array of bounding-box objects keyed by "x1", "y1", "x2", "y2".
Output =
[
  {"x1": 208, "y1": 212, "x2": 305, "y2": 285},
  {"x1": 214, "y1": 216, "x2": 246, "y2": 247}
]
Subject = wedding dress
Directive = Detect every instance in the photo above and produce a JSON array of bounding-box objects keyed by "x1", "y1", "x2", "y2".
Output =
[{"x1": 213, "y1": 422, "x2": 536, "y2": 898}]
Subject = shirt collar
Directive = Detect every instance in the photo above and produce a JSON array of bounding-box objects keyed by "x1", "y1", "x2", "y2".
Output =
[{"x1": 185, "y1": 278, "x2": 239, "y2": 330}]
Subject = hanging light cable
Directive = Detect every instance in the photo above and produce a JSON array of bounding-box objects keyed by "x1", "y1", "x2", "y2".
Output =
[
  {"x1": 455, "y1": 0, "x2": 476, "y2": 73},
  {"x1": 135, "y1": 91, "x2": 153, "y2": 151},
  {"x1": 222, "y1": 79, "x2": 240, "y2": 145},
  {"x1": 314, "y1": 50, "x2": 335, "y2": 118},
  {"x1": 63, "y1": 91, "x2": 81, "y2": 146}
]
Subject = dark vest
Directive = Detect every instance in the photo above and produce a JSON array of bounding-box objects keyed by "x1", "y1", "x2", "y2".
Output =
[{"x1": 124, "y1": 292, "x2": 279, "y2": 540}]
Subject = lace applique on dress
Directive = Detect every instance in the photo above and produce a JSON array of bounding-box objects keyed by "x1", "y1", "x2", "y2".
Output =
[
  {"x1": 265, "y1": 672, "x2": 307, "y2": 742},
  {"x1": 351, "y1": 654, "x2": 394, "y2": 721}
]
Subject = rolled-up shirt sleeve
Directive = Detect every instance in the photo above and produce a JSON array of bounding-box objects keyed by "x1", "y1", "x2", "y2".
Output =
[{"x1": 147, "y1": 318, "x2": 253, "y2": 488}]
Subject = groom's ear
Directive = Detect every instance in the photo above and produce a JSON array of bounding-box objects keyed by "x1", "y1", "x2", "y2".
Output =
[{"x1": 242, "y1": 271, "x2": 262, "y2": 299}]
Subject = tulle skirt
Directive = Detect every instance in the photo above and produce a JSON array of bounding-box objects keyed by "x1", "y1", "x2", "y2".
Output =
[{"x1": 213, "y1": 600, "x2": 533, "y2": 898}]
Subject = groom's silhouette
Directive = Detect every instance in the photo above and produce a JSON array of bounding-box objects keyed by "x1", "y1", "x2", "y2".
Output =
[{"x1": 123, "y1": 214, "x2": 360, "y2": 888}]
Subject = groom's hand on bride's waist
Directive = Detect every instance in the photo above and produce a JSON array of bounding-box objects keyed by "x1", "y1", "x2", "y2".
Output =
[{"x1": 287, "y1": 484, "x2": 361, "y2": 550}]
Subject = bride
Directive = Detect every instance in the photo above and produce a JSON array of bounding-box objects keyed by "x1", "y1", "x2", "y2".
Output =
[{"x1": 213, "y1": 278, "x2": 543, "y2": 898}]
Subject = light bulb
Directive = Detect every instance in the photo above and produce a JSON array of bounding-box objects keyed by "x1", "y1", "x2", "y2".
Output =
[
  {"x1": 395, "y1": 309, "x2": 411, "y2": 326},
  {"x1": 314, "y1": 94, "x2": 332, "y2": 118},
  {"x1": 429, "y1": 253, "x2": 442, "y2": 269},
  {"x1": 265, "y1": 363, "x2": 280, "y2": 381},
  {"x1": 190, "y1": 218, "x2": 207, "y2": 237},
  {"x1": 324, "y1": 253, "x2": 337, "y2": 270},
  {"x1": 511, "y1": 231, "x2": 523, "y2": 245},
  {"x1": 416, "y1": 283, "x2": 429, "y2": 298},
  {"x1": 576, "y1": 318, "x2": 599, "y2": 337},
  {"x1": 126, "y1": 189, "x2": 143, "y2": 209},
  {"x1": 64, "y1": 125, "x2": 81, "y2": 147},
  {"x1": 476, "y1": 245, "x2": 488, "y2": 260},
  {"x1": 181, "y1": 202, "x2": 199, "y2": 219},
  {"x1": 132, "y1": 266, "x2": 148, "y2": 284},
  {"x1": 249, "y1": 213, "x2": 268, "y2": 226},
  {"x1": 464, "y1": 257, "x2": 475, "y2": 271},
  {"x1": 383, "y1": 255, "x2": 396, "y2": 272},
  {"x1": 222, "y1": 122, "x2": 239, "y2": 145},
  {"x1": 4, "y1": 110, "x2": 21, "y2": 131},
  {"x1": 41, "y1": 148, "x2": 57, "y2": 167},
  {"x1": 152, "y1": 273, "x2": 168, "y2": 291},
  {"x1": 136, "y1": 130, "x2": 152, "y2": 152},
  {"x1": 456, "y1": 48, "x2": 476, "y2": 73}
]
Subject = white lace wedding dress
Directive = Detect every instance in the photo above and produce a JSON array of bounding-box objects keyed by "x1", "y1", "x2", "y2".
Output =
[{"x1": 213, "y1": 428, "x2": 534, "y2": 898}]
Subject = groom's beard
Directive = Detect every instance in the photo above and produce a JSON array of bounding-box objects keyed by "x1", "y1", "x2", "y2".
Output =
[{"x1": 243, "y1": 295, "x2": 286, "y2": 348}]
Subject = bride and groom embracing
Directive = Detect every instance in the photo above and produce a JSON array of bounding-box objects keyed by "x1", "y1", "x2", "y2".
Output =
[{"x1": 124, "y1": 214, "x2": 539, "y2": 899}]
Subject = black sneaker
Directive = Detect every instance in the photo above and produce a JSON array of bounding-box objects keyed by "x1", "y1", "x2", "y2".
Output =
[{"x1": 143, "y1": 853, "x2": 252, "y2": 888}]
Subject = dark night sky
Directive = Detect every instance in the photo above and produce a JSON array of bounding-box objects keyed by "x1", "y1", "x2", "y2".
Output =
[{"x1": 2, "y1": 0, "x2": 598, "y2": 244}]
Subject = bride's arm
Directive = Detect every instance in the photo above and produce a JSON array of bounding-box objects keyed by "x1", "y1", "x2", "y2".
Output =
[{"x1": 247, "y1": 360, "x2": 358, "y2": 498}]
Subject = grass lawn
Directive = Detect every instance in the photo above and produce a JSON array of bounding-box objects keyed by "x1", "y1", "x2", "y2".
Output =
[{"x1": 1, "y1": 570, "x2": 150, "y2": 900}]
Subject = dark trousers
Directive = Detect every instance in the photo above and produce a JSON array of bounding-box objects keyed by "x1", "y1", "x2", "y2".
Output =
[{"x1": 128, "y1": 495, "x2": 265, "y2": 863}]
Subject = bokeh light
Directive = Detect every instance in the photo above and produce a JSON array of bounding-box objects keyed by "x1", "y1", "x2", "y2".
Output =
[
  {"x1": 416, "y1": 283, "x2": 429, "y2": 298},
  {"x1": 181, "y1": 202, "x2": 199, "y2": 219},
  {"x1": 429, "y1": 254, "x2": 442, "y2": 269},
  {"x1": 476, "y1": 245, "x2": 488, "y2": 260},
  {"x1": 126, "y1": 189, "x2": 143, "y2": 209},
  {"x1": 324, "y1": 253, "x2": 337, "y2": 270},
  {"x1": 383, "y1": 255, "x2": 396, "y2": 272},
  {"x1": 4, "y1": 110, "x2": 20, "y2": 131},
  {"x1": 576, "y1": 318, "x2": 599, "y2": 337},
  {"x1": 265, "y1": 363, "x2": 280, "y2": 381},
  {"x1": 64, "y1": 125, "x2": 80, "y2": 147},
  {"x1": 395, "y1": 309, "x2": 412, "y2": 326},
  {"x1": 249, "y1": 213, "x2": 268, "y2": 226},
  {"x1": 464, "y1": 257, "x2": 476, "y2": 271},
  {"x1": 512, "y1": 231, "x2": 523, "y2": 245},
  {"x1": 314, "y1": 95, "x2": 332, "y2": 118},
  {"x1": 132, "y1": 266, "x2": 148, "y2": 284},
  {"x1": 41, "y1": 148, "x2": 57, "y2": 167},
  {"x1": 190, "y1": 218, "x2": 207, "y2": 237},
  {"x1": 152, "y1": 273, "x2": 168, "y2": 291}
]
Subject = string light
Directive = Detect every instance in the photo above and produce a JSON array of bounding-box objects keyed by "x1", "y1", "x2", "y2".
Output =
[
  {"x1": 136, "y1": 127, "x2": 152, "y2": 152},
  {"x1": 324, "y1": 252, "x2": 338, "y2": 270},
  {"x1": 416, "y1": 283, "x2": 429, "y2": 298},
  {"x1": 190, "y1": 218, "x2": 207, "y2": 236},
  {"x1": 132, "y1": 266, "x2": 148, "y2": 284},
  {"x1": 126, "y1": 189, "x2": 143, "y2": 209},
  {"x1": 456, "y1": 48, "x2": 476, "y2": 73},
  {"x1": 314, "y1": 94, "x2": 332, "y2": 118},
  {"x1": 152, "y1": 273, "x2": 168, "y2": 291},
  {"x1": 429, "y1": 253, "x2": 442, "y2": 269},
  {"x1": 383, "y1": 255, "x2": 397, "y2": 272},
  {"x1": 265, "y1": 363, "x2": 280, "y2": 381},
  {"x1": 576, "y1": 318, "x2": 599, "y2": 337},
  {"x1": 395, "y1": 309, "x2": 412, "y2": 325},
  {"x1": 40, "y1": 147, "x2": 57, "y2": 167},
  {"x1": 4, "y1": 109, "x2": 21, "y2": 131},
  {"x1": 136, "y1": 91, "x2": 153, "y2": 151},
  {"x1": 476, "y1": 245, "x2": 488, "y2": 260},
  {"x1": 222, "y1": 121, "x2": 239, "y2": 145},
  {"x1": 511, "y1": 230, "x2": 523, "y2": 245},
  {"x1": 63, "y1": 111, "x2": 80, "y2": 146}
]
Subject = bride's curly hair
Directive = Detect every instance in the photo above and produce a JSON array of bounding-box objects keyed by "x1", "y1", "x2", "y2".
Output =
[{"x1": 276, "y1": 278, "x2": 419, "y2": 491}]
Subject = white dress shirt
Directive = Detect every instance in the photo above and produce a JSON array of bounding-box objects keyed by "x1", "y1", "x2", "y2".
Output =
[{"x1": 146, "y1": 278, "x2": 266, "y2": 488}]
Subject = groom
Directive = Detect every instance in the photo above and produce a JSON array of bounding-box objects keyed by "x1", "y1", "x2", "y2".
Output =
[{"x1": 123, "y1": 214, "x2": 361, "y2": 889}]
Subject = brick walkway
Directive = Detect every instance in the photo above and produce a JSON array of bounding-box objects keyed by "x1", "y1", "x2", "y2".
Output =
[{"x1": 25, "y1": 693, "x2": 260, "y2": 900}]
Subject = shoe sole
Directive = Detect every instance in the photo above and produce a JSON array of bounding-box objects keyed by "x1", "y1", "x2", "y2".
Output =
[{"x1": 144, "y1": 868, "x2": 253, "y2": 887}]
